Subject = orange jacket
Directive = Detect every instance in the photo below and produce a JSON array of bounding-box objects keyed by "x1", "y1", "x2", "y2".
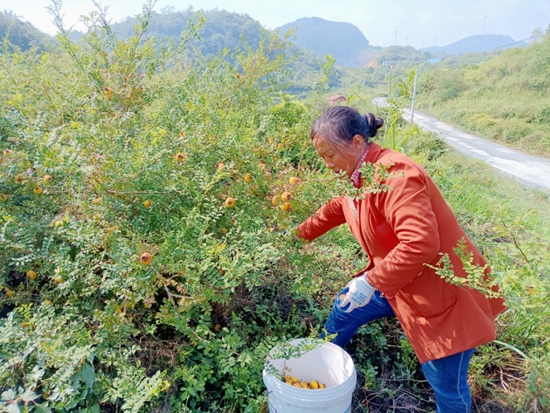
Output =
[{"x1": 298, "y1": 143, "x2": 506, "y2": 363}]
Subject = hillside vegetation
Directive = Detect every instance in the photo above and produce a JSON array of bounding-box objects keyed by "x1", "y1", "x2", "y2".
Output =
[
  {"x1": 1, "y1": 4, "x2": 550, "y2": 413},
  {"x1": 0, "y1": 11, "x2": 51, "y2": 52},
  {"x1": 417, "y1": 30, "x2": 550, "y2": 157}
]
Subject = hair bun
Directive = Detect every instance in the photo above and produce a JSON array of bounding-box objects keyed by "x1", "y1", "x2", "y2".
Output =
[{"x1": 364, "y1": 113, "x2": 384, "y2": 137}]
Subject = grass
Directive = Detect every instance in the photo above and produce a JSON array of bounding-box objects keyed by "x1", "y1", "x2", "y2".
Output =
[{"x1": 415, "y1": 35, "x2": 550, "y2": 158}]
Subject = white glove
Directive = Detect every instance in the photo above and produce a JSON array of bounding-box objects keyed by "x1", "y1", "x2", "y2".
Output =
[{"x1": 339, "y1": 272, "x2": 375, "y2": 313}]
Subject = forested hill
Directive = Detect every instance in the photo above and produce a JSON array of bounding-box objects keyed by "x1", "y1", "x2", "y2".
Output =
[
  {"x1": 279, "y1": 17, "x2": 380, "y2": 67},
  {"x1": 422, "y1": 34, "x2": 528, "y2": 55},
  {"x1": 105, "y1": 8, "x2": 263, "y2": 56},
  {"x1": 0, "y1": 11, "x2": 51, "y2": 52}
]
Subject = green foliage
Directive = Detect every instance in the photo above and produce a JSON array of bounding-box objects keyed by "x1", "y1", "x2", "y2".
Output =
[
  {"x1": 0, "y1": 3, "x2": 357, "y2": 412},
  {"x1": 426, "y1": 238, "x2": 502, "y2": 298},
  {"x1": 375, "y1": 45, "x2": 431, "y2": 65}
]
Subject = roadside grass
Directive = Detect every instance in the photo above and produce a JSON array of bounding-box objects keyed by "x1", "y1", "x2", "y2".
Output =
[
  {"x1": 416, "y1": 33, "x2": 550, "y2": 158},
  {"x1": 418, "y1": 89, "x2": 550, "y2": 158}
]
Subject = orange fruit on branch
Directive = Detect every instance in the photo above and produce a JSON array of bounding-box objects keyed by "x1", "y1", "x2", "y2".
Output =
[
  {"x1": 140, "y1": 252, "x2": 153, "y2": 265},
  {"x1": 281, "y1": 191, "x2": 292, "y2": 201},
  {"x1": 224, "y1": 197, "x2": 236, "y2": 208},
  {"x1": 280, "y1": 202, "x2": 292, "y2": 211}
]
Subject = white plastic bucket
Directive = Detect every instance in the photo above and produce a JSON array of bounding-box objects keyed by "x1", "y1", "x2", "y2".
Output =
[{"x1": 262, "y1": 338, "x2": 357, "y2": 413}]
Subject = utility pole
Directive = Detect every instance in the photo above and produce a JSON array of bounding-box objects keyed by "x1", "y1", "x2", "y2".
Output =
[
  {"x1": 393, "y1": 25, "x2": 398, "y2": 45},
  {"x1": 382, "y1": 60, "x2": 425, "y2": 122},
  {"x1": 410, "y1": 70, "x2": 418, "y2": 122},
  {"x1": 483, "y1": 13, "x2": 488, "y2": 35}
]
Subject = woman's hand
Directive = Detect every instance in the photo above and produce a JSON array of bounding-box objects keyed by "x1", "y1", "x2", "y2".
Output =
[{"x1": 339, "y1": 272, "x2": 375, "y2": 313}]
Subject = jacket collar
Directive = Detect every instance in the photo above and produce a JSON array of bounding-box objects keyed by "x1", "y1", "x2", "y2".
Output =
[{"x1": 350, "y1": 142, "x2": 382, "y2": 188}]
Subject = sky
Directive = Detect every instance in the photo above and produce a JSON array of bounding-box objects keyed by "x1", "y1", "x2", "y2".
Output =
[{"x1": 6, "y1": 0, "x2": 550, "y2": 48}]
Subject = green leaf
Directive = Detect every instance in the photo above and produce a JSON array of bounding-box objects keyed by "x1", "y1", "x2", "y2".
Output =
[{"x1": 80, "y1": 363, "x2": 95, "y2": 389}]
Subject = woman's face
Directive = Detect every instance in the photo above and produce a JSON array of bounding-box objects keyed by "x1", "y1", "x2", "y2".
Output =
[{"x1": 313, "y1": 134, "x2": 367, "y2": 178}]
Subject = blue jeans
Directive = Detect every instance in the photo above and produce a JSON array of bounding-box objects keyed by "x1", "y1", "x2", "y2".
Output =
[{"x1": 323, "y1": 287, "x2": 474, "y2": 413}]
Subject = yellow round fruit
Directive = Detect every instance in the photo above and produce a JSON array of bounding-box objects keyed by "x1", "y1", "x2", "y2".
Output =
[
  {"x1": 143, "y1": 200, "x2": 152, "y2": 208},
  {"x1": 144, "y1": 301, "x2": 152, "y2": 309},
  {"x1": 33, "y1": 186, "x2": 43, "y2": 195},
  {"x1": 104, "y1": 87, "x2": 113, "y2": 100},
  {"x1": 0, "y1": 194, "x2": 7, "y2": 202},
  {"x1": 3, "y1": 149, "x2": 12, "y2": 156},
  {"x1": 289, "y1": 176, "x2": 300, "y2": 185},
  {"x1": 280, "y1": 202, "x2": 292, "y2": 212},
  {"x1": 43, "y1": 174, "x2": 53, "y2": 182},
  {"x1": 5, "y1": 288, "x2": 14, "y2": 297},
  {"x1": 220, "y1": 228, "x2": 228, "y2": 234},
  {"x1": 277, "y1": 143, "x2": 284, "y2": 150},
  {"x1": 224, "y1": 197, "x2": 236, "y2": 208},
  {"x1": 281, "y1": 191, "x2": 292, "y2": 201},
  {"x1": 309, "y1": 380, "x2": 319, "y2": 389},
  {"x1": 14, "y1": 175, "x2": 24, "y2": 183},
  {"x1": 26, "y1": 270, "x2": 37, "y2": 280},
  {"x1": 216, "y1": 162, "x2": 225, "y2": 170},
  {"x1": 174, "y1": 152, "x2": 185, "y2": 162},
  {"x1": 140, "y1": 252, "x2": 153, "y2": 265},
  {"x1": 271, "y1": 195, "x2": 280, "y2": 206},
  {"x1": 53, "y1": 276, "x2": 63, "y2": 284},
  {"x1": 43, "y1": 299, "x2": 53, "y2": 305},
  {"x1": 244, "y1": 173, "x2": 253, "y2": 182}
]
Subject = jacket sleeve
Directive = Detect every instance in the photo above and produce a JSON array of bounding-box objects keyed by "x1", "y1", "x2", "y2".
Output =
[
  {"x1": 366, "y1": 163, "x2": 441, "y2": 298},
  {"x1": 297, "y1": 197, "x2": 347, "y2": 242}
]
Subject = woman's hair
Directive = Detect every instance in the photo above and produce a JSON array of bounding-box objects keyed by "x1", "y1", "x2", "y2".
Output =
[{"x1": 310, "y1": 106, "x2": 384, "y2": 145}]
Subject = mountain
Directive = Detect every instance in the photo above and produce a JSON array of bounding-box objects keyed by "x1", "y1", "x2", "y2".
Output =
[
  {"x1": 422, "y1": 34, "x2": 528, "y2": 55},
  {"x1": 0, "y1": 10, "x2": 52, "y2": 52},
  {"x1": 278, "y1": 17, "x2": 379, "y2": 67},
  {"x1": 107, "y1": 9, "x2": 263, "y2": 57}
]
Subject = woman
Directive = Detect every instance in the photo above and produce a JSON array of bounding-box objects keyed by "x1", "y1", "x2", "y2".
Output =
[{"x1": 297, "y1": 106, "x2": 507, "y2": 413}]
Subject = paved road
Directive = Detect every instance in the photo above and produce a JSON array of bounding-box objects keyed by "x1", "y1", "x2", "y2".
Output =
[{"x1": 372, "y1": 97, "x2": 550, "y2": 194}]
